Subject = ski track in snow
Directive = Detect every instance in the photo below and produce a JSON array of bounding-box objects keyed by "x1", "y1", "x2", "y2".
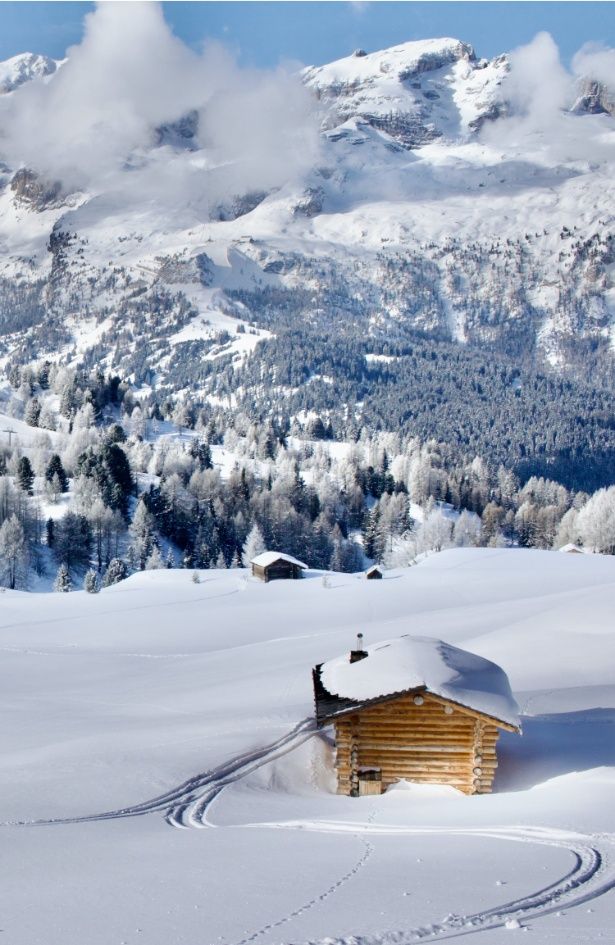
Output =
[
  {"x1": 2, "y1": 720, "x2": 615, "y2": 943},
  {"x1": 281, "y1": 824, "x2": 615, "y2": 943},
  {"x1": 0, "y1": 718, "x2": 317, "y2": 829}
]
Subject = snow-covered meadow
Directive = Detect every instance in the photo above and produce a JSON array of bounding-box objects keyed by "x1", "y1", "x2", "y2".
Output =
[{"x1": 2, "y1": 547, "x2": 614, "y2": 944}]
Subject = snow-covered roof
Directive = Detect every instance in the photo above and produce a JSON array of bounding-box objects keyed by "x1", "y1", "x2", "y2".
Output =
[
  {"x1": 318, "y1": 635, "x2": 520, "y2": 729},
  {"x1": 366, "y1": 564, "x2": 383, "y2": 574},
  {"x1": 251, "y1": 551, "x2": 308, "y2": 569},
  {"x1": 558, "y1": 543, "x2": 584, "y2": 554}
]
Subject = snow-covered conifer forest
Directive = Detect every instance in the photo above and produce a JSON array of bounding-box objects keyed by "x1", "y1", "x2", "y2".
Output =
[{"x1": 1, "y1": 4, "x2": 615, "y2": 944}]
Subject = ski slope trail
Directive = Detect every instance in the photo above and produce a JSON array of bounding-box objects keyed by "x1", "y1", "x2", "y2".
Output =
[
  {"x1": 0, "y1": 718, "x2": 316, "y2": 828},
  {"x1": 252, "y1": 822, "x2": 615, "y2": 943}
]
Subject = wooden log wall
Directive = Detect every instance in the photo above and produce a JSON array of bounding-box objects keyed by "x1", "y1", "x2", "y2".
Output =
[{"x1": 333, "y1": 692, "x2": 501, "y2": 796}]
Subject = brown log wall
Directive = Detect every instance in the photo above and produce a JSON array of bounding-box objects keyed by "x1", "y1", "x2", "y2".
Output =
[{"x1": 333, "y1": 693, "x2": 500, "y2": 796}]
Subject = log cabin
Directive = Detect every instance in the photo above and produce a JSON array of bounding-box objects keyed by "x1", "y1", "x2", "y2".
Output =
[
  {"x1": 313, "y1": 634, "x2": 520, "y2": 797},
  {"x1": 251, "y1": 551, "x2": 308, "y2": 582},
  {"x1": 365, "y1": 565, "x2": 384, "y2": 580}
]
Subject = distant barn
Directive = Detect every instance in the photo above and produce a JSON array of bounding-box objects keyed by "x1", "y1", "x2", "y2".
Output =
[
  {"x1": 251, "y1": 551, "x2": 308, "y2": 582},
  {"x1": 365, "y1": 565, "x2": 383, "y2": 580},
  {"x1": 313, "y1": 635, "x2": 520, "y2": 797}
]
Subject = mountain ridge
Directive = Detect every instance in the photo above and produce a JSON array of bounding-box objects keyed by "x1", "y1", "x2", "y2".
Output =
[{"x1": 0, "y1": 36, "x2": 613, "y2": 403}]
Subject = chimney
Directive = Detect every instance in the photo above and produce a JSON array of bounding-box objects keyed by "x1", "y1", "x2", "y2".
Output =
[{"x1": 350, "y1": 632, "x2": 368, "y2": 663}]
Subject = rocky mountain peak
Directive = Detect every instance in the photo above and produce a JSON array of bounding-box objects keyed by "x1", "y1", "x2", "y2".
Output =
[
  {"x1": 10, "y1": 167, "x2": 65, "y2": 211},
  {"x1": 572, "y1": 77, "x2": 615, "y2": 117},
  {"x1": 303, "y1": 37, "x2": 502, "y2": 148}
]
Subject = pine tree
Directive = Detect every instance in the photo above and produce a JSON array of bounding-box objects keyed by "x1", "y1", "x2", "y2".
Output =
[
  {"x1": 54, "y1": 512, "x2": 92, "y2": 571},
  {"x1": 84, "y1": 569, "x2": 101, "y2": 593},
  {"x1": 191, "y1": 570, "x2": 200, "y2": 584},
  {"x1": 189, "y1": 439, "x2": 212, "y2": 470},
  {"x1": 37, "y1": 361, "x2": 50, "y2": 390},
  {"x1": 46, "y1": 517, "x2": 54, "y2": 548},
  {"x1": 166, "y1": 549, "x2": 175, "y2": 569},
  {"x1": 102, "y1": 558, "x2": 127, "y2": 587},
  {"x1": 17, "y1": 456, "x2": 34, "y2": 495},
  {"x1": 45, "y1": 454, "x2": 68, "y2": 493},
  {"x1": 129, "y1": 500, "x2": 155, "y2": 569},
  {"x1": 24, "y1": 397, "x2": 41, "y2": 428},
  {"x1": 54, "y1": 563, "x2": 71, "y2": 593}
]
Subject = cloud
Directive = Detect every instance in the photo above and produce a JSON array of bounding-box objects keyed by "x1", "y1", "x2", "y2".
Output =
[
  {"x1": 502, "y1": 32, "x2": 571, "y2": 131},
  {"x1": 481, "y1": 32, "x2": 615, "y2": 163},
  {"x1": 0, "y1": 1, "x2": 320, "y2": 204},
  {"x1": 572, "y1": 42, "x2": 615, "y2": 91}
]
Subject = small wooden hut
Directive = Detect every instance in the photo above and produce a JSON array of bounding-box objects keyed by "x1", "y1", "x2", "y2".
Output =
[
  {"x1": 251, "y1": 551, "x2": 308, "y2": 582},
  {"x1": 313, "y1": 634, "x2": 520, "y2": 797},
  {"x1": 365, "y1": 565, "x2": 383, "y2": 580}
]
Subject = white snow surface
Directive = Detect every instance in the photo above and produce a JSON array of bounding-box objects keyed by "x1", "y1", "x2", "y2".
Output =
[
  {"x1": 251, "y1": 550, "x2": 308, "y2": 568},
  {"x1": 319, "y1": 634, "x2": 520, "y2": 728},
  {"x1": 0, "y1": 52, "x2": 58, "y2": 93},
  {"x1": 2, "y1": 547, "x2": 615, "y2": 944}
]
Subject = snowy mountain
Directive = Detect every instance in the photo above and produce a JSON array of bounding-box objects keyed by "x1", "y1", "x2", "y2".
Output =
[
  {"x1": 0, "y1": 35, "x2": 613, "y2": 408},
  {"x1": 0, "y1": 52, "x2": 58, "y2": 93}
]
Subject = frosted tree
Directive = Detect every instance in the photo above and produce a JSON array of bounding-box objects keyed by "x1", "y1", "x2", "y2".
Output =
[
  {"x1": 102, "y1": 558, "x2": 128, "y2": 587},
  {"x1": 416, "y1": 509, "x2": 453, "y2": 554},
  {"x1": 38, "y1": 404, "x2": 57, "y2": 431},
  {"x1": 0, "y1": 514, "x2": 26, "y2": 589},
  {"x1": 129, "y1": 406, "x2": 146, "y2": 439},
  {"x1": 87, "y1": 499, "x2": 116, "y2": 571},
  {"x1": 453, "y1": 510, "x2": 482, "y2": 547},
  {"x1": 576, "y1": 486, "x2": 615, "y2": 554},
  {"x1": 553, "y1": 508, "x2": 580, "y2": 549},
  {"x1": 54, "y1": 563, "x2": 71, "y2": 593},
  {"x1": 129, "y1": 500, "x2": 156, "y2": 569},
  {"x1": 24, "y1": 397, "x2": 41, "y2": 428},
  {"x1": 44, "y1": 473, "x2": 63, "y2": 504},
  {"x1": 84, "y1": 569, "x2": 101, "y2": 594},
  {"x1": 73, "y1": 403, "x2": 96, "y2": 431},
  {"x1": 241, "y1": 523, "x2": 266, "y2": 566},
  {"x1": 145, "y1": 545, "x2": 164, "y2": 570}
]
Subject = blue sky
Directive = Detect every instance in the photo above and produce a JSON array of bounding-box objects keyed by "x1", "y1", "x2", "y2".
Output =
[{"x1": 0, "y1": 2, "x2": 614, "y2": 67}]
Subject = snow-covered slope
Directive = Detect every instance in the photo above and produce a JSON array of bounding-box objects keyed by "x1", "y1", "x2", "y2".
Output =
[
  {"x1": 303, "y1": 38, "x2": 506, "y2": 143},
  {"x1": 0, "y1": 37, "x2": 613, "y2": 389},
  {"x1": 0, "y1": 52, "x2": 58, "y2": 93},
  {"x1": 1, "y1": 548, "x2": 615, "y2": 944}
]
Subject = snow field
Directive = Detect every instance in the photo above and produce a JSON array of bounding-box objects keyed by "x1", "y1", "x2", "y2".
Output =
[{"x1": 1, "y1": 547, "x2": 615, "y2": 944}]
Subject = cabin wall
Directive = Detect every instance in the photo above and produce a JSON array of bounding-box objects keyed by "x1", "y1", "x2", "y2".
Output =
[
  {"x1": 253, "y1": 562, "x2": 302, "y2": 582},
  {"x1": 333, "y1": 693, "x2": 500, "y2": 796}
]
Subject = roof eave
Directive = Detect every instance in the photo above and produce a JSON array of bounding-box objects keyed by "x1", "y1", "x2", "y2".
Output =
[{"x1": 315, "y1": 682, "x2": 520, "y2": 733}]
